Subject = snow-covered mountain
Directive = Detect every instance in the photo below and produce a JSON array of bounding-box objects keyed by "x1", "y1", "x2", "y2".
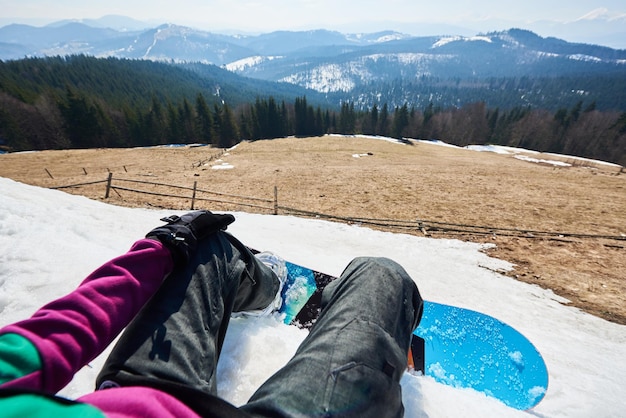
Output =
[
  {"x1": 229, "y1": 29, "x2": 626, "y2": 94},
  {"x1": 0, "y1": 23, "x2": 412, "y2": 63},
  {"x1": 1, "y1": 22, "x2": 625, "y2": 110},
  {"x1": 2, "y1": 21, "x2": 623, "y2": 70},
  {"x1": 524, "y1": 8, "x2": 626, "y2": 50}
]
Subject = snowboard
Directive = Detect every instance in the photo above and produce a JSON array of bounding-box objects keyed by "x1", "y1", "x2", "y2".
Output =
[{"x1": 274, "y1": 259, "x2": 549, "y2": 411}]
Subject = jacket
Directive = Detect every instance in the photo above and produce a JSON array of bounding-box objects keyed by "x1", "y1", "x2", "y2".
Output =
[{"x1": 0, "y1": 239, "x2": 203, "y2": 417}]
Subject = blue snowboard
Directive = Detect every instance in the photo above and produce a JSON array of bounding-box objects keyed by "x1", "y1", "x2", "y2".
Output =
[{"x1": 277, "y1": 260, "x2": 548, "y2": 410}]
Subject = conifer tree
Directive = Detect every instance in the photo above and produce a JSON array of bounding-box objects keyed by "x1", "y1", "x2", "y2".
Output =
[
  {"x1": 195, "y1": 93, "x2": 214, "y2": 144},
  {"x1": 379, "y1": 103, "x2": 389, "y2": 136},
  {"x1": 391, "y1": 103, "x2": 409, "y2": 139}
]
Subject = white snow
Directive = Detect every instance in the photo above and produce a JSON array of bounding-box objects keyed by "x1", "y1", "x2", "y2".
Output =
[
  {"x1": 279, "y1": 53, "x2": 454, "y2": 93},
  {"x1": 432, "y1": 35, "x2": 493, "y2": 49},
  {"x1": 466, "y1": 144, "x2": 513, "y2": 155},
  {"x1": 225, "y1": 55, "x2": 282, "y2": 72},
  {"x1": 567, "y1": 54, "x2": 603, "y2": 63},
  {"x1": 464, "y1": 143, "x2": 623, "y2": 169},
  {"x1": 211, "y1": 161, "x2": 235, "y2": 170},
  {"x1": 280, "y1": 63, "x2": 357, "y2": 93},
  {"x1": 543, "y1": 152, "x2": 623, "y2": 169},
  {"x1": 513, "y1": 154, "x2": 572, "y2": 167},
  {"x1": 1, "y1": 176, "x2": 626, "y2": 417}
]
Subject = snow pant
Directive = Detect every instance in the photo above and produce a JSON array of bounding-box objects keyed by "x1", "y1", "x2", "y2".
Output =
[
  {"x1": 96, "y1": 231, "x2": 423, "y2": 418},
  {"x1": 96, "y1": 231, "x2": 279, "y2": 416}
]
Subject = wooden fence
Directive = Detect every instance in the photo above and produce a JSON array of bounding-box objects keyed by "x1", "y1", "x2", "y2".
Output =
[
  {"x1": 50, "y1": 174, "x2": 626, "y2": 244},
  {"x1": 54, "y1": 173, "x2": 277, "y2": 213}
]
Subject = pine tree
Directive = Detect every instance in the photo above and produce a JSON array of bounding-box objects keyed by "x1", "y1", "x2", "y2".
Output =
[
  {"x1": 195, "y1": 93, "x2": 214, "y2": 144},
  {"x1": 391, "y1": 103, "x2": 409, "y2": 139},
  {"x1": 294, "y1": 96, "x2": 308, "y2": 136},
  {"x1": 58, "y1": 87, "x2": 101, "y2": 148},
  {"x1": 179, "y1": 98, "x2": 195, "y2": 143},
  {"x1": 215, "y1": 104, "x2": 239, "y2": 148},
  {"x1": 379, "y1": 103, "x2": 389, "y2": 136},
  {"x1": 369, "y1": 104, "x2": 379, "y2": 135}
]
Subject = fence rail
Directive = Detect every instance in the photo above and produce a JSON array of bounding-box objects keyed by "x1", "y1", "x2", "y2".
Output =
[{"x1": 49, "y1": 174, "x2": 626, "y2": 244}]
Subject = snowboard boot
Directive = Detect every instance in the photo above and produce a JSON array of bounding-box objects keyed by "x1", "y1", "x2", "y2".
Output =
[{"x1": 233, "y1": 252, "x2": 287, "y2": 317}]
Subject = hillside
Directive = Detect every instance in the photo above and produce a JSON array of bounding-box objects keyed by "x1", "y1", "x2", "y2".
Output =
[
  {"x1": 1, "y1": 135, "x2": 624, "y2": 324},
  {"x1": 3, "y1": 175, "x2": 625, "y2": 417},
  {"x1": 1, "y1": 56, "x2": 625, "y2": 166},
  {"x1": 0, "y1": 55, "x2": 316, "y2": 109}
]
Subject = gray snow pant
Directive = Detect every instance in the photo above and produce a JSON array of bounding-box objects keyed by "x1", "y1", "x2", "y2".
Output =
[{"x1": 96, "y1": 230, "x2": 423, "y2": 418}]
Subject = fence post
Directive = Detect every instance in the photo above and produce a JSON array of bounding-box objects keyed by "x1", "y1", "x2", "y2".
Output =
[
  {"x1": 273, "y1": 186, "x2": 278, "y2": 215},
  {"x1": 417, "y1": 219, "x2": 429, "y2": 236},
  {"x1": 104, "y1": 173, "x2": 113, "y2": 199},
  {"x1": 191, "y1": 181, "x2": 198, "y2": 210}
]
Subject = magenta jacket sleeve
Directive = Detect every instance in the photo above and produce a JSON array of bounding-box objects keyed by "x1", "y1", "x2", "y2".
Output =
[{"x1": 0, "y1": 238, "x2": 174, "y2": 394}]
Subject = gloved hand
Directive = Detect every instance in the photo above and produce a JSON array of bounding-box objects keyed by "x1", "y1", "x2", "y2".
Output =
[{"x1": 146, "y1": 210, "x2": 235, "y2": 265}]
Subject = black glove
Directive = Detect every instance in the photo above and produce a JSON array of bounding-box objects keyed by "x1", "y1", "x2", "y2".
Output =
[{"x1": 146, "y1": 210, "x2": 235, "y2": 265}]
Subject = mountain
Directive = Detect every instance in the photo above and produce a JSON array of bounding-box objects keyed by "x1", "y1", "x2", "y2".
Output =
[
  {"x1": 47, "y1": 15, "x2": 154, "y2": 31},
  {"x1": 0, "y1": 23, "x2": 415, "y2": 62},
  {"x1": 106, "y1": 24, "x2": 256, "y2": 64},
  {"x1": 526, "y1": 9, "x2": 626, "y2": 50},
  {"x1": 0, "y1": 22, "x2": 134, "y2": 58},
  {"x1": 1, "y1": 21, "x2": 625, "y2": 111},
  {"x1": 230, "y1": 29, "x2": 626, "y2": 89},
  {"x1": 224, "y1": 28, "x2": 626, "y2": 110},
  {"x1": 2, "y1": 21, "x2": 623, "y2": 69}
]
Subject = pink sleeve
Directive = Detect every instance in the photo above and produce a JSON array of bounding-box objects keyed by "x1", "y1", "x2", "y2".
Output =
[{"x1": 0, "y1": 238, "x2": 174, "y2": 393}]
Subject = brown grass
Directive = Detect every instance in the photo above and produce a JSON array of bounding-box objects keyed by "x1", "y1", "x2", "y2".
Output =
[{"x1": 1, "y1": 136, "x2": 625, "y2": 324}]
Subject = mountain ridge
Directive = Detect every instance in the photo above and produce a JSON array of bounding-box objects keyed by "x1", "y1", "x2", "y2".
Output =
[{"x1": 1, "y1": 21, "x2": 625, "y2": 111}]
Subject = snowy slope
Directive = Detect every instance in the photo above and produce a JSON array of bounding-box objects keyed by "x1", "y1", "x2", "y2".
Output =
[{"x1": 1, "y1": 176, "x2": 625, "y2": 417}]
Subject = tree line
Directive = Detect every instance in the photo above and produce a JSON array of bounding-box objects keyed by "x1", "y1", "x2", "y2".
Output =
[
  {"x1": 2, "y1": 86, "x2": 625, "y2": 165},
  {"x1": 1, "y1": 57, "x2": 625, "y2": 165}
]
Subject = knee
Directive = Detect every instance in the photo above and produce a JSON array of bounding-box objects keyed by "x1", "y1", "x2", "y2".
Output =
[
  {"x1": 346, "y1": 257, "x2": 412, "y2": 288},
  {"x1": 344, "y1": 257, "x2": 423, "y2": 327}
]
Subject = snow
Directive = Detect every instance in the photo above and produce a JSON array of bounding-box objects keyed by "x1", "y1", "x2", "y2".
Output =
[
  {"x1": 513, "y1": 154, "x2": 571, "y2": 167},
  {"x1": 211, "y1": 160, "x2": 235, "y2": 170},
  {"x1": 278, "y1": 52, "x2": 453, "y2": 93},
  {"x1": 280, "y1": 63, "x2": 357, "y2": 93},
  {"x1": 543, "y1": 152, "x2": 623, "y2": 168},
  {"x1": 1, "y1": 176, "x2": 626, "y2": 417},
  {"x1": 432, "y1": 35, "x2": 493, "y2": 49},
  {"x1": 464, "y1": 143, "x2": 623, "y2": 169},
  {"x1": 329, "y1": 133, "x2": 409, "y2": 145},
  {"x1": 225, "y1": 55, "x2": 282, "y2": 72},
  {"x1": 465, "y1": 144, "x2": 513, "y2": 155},
  {"x1": 567, "y1": 54, "x2": 603, "y2": 63},
  {"x1": 417, "y1": 139, "x2": 463, "y2": 148}
]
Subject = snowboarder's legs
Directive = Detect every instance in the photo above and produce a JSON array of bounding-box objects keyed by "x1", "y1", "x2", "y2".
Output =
[
  {"x1": 241, "y1": 257, "x2": 423, "y2": 418},
  {"x1": 96, "y1": 231, "x2": 278, "y2": 400}
]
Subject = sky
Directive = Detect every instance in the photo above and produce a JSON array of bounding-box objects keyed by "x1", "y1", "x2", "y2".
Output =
[
  {"x1": 1, "y1": 138, "x2": 626, "y2": 416},
  {"x1": 2, "y1": 0, "x2": 626, "y2": 36}
]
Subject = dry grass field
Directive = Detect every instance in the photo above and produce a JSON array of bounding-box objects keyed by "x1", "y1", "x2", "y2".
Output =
[{"x1": 1, "y1": 136, "x2": 625, "y2": 324}]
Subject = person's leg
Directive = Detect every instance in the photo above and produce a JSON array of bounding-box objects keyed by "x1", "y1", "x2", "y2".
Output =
[
  {"x1": 241, "y1": 257, "x2": 423, "y2": 418},
  {"x1": 96, "y1": 231, "x2": 279, "y2": 396}
]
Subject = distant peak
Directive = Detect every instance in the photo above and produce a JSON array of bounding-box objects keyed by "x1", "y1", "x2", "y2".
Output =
[{"x1": 574, "y1": 8, "x2": 626, "y2": 22}]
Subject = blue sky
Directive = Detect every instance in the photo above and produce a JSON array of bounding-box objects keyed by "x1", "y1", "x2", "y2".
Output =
[{"x1": 2, "y1": 0, "x2": 626, "y2": 42}]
